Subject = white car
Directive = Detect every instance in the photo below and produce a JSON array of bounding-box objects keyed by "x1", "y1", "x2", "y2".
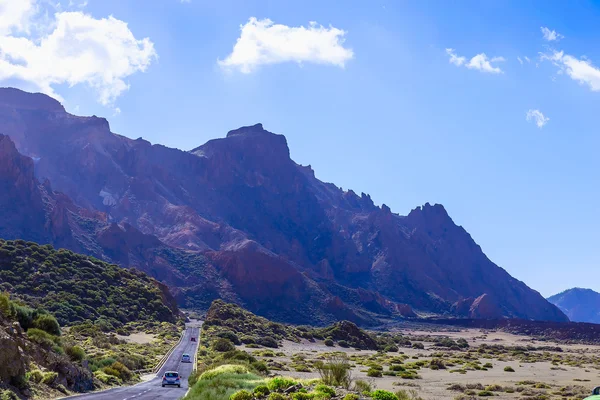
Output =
[{"x1": 181, "y1": 353, "x2": 191, "y2": 363}]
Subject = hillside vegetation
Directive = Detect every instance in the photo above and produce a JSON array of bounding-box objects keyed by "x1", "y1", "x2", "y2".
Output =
[
  {"x1": 0, "y1": 239, "x2": 180, "y2": 329},
  {"x1": 0, "y1": 292, "x2": 93, "y2": 398},
  {"x1": 203, "y1": 300, "x2": 380, "y2": 350}
]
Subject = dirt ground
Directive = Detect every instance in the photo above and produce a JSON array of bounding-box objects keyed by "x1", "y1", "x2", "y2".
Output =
[
  {"x1": 115, "y1": 331, "x2": 156, "y2": 344},
  {"x1": 244, "y1": 328, "x2": 600, "y2": 399}
]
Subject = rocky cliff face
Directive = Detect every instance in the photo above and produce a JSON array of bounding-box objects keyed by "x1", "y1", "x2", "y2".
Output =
[
  {"x1": 548, "y1": 288, "x2": 600, "y2": 324},
  {"x1": 0, "y1": 88, "x2": 568, "y2": 324}
]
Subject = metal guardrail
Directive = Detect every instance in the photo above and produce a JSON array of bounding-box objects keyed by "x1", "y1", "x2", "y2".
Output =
[{"x1": 152, "y1": 329, "x2": 185, "y2": 374}]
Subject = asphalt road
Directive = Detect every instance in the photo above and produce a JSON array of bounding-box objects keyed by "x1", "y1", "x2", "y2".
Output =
[{"x1": 65, "y1": 322, "x2": 201, "y2": 400}]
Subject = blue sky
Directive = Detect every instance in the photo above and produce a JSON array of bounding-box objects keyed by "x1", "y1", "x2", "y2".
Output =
[{"x1": 1, "y1": 0, "x2": 599, "y2": 297}]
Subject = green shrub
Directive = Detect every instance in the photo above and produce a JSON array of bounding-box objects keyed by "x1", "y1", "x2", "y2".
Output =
[
  {"x1": 218, "y1": 331, "x2": 242, "y2": 345},
  {"x1": 254, "y1": 385, "x2": 271, "y2": 397},
  {"x1": 213, "y1": 338, "x2": 236, "y2": 352},
  {"x1": 28, "y1": 370, "x2": 44, "y2": 383},
  {"x1": 189, "y1": 369, "x2": 202, "y2": 387},
  {"x1": 258, "y1": 337, "x2": 279, "y2": 348},
  {"x1": 429, "y1": 358, "x2": 446, "y2": 370},
  {"x1": 395, "y1": 390, "x2": 423, "y2": 400},
  {"x1": 0, "y1": 390, "x2": 18, "y2": 400},
  {"x1": 291, "y1": 393, "x2": 314, "y2": 400},
  {"x1": 314, "y1": 354, "x2": 351, "y2": 388},
  {"x1": 110, "y1": 361, "x2": 133, "y2": 381},
  {"x1": 483, "y1": 363, "x2": 493, "y2": 369},
  {"x1": 0, "y1": 293, "x2": 13, "y2": 318},
  {"x1": 267, "y1": 376, "x2": 297, "y2": 391},
  {"x1": 371, "y1": 390, "x2": 399, "y2": 400},
  {"x1": 354, "y1": 379, "x2": 372, "y2": 393},
  {"x1": 343, "y1": 395, "x2": 359, "y2": 400},
  {"x1": 411, "y1": 342, "x2": 424, "y2": 350},
  {"x1": 324, "y1": 338, "x2": 334, "y2": 347},
  {"x1": 33, "y1": 314, "x2": 61, "y2": 335},
  {"x1": 503, "y1": 366, "x2": 515, "y2": 372},
  {"x1": 315, "y1": 384, "x2": 336, "y2": 398},
  {"x1": 42, "y1": 371, "x2": 58, "y2": 385},
  {"x1": 27, "y1": 328, "x2": 59, "y2": 348},
  {"x1": 268, "y1": 394, "x2": 286, "y2": 400},
  {"x1": 367, "y1": 368, "x2": 383, "y2": 377},
  {"x1": 94, "y1": 370, "x2": 121, "y2": 385},
  {"x1": 65, "y1": 345, "x2": 86, "y2": 361},
  {"x1": 384, "y1": 344, "x2": 399, "y2": 352},
  {"x1": 200, "y1": 365, "x2": 250, "y2": 380},
  {"x1": 252, "y1": 360, "x2": 269, "y2": 374},
  {"x1": 477, "y1": 390, "x2": 494, "y2": 396},
  {"x1": 231, "y1": 390, "x2": 254, "y2": 400},
  {"x1": 390, "y1": 364, "x2": 405, "y2": 372},
  {"x1": 338, "y1": 340, "x2": 349, "y2": 348}
]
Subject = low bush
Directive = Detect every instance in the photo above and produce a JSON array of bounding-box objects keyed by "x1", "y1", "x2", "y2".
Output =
[
  {"x1": 268, "y1": 394, "x2": 286, "y2": 400},
  {"x1": 291, "y1": 393, "x2": 314, "y2": 400},
  {"x1": 28, "y1": 370, "x2": 44, "y2": 383},
  {"x1": 338, "y1": 340, "x2": 349, "y2": 348},
  {"x1": 42, "y1": 371, "x2": 58, "y2": 385},
  {"x1": 187, "y1": 364, "x2": 264, "y2": 400},
  {"x1": 0, "y1": 390, "x2": 18, "y2": 400},
  {"x1": 315, "y1": 384, "x2": 336, "y2": 398},
  {"x1": 384, "y1": 344, "x2": 399, "y2": 353},
  {"x1": 314, "y1": 354, "x2": 351, "y2": 388},
  {"x1": 343, "y1": 395, "x2": 359, "y2": 400},
  {"x1": 503, "y1": 366, "x2": 515, "y2": 372},
  {"x1": 367, "y1": 368, "x2": 383, "y2": 377},
  {"x1": 267, "y1": 377, "x2": 298, "y2": 392},
  {"x1": 213, "y1": 338, "x2": 236, "y2": 352},
  {"x1": 254, "y1": 385, "x2": 271, "y2": 397},
  {"x1": 258, "y1": 337, "x2": 279, "y2": 348},
  {"x1": 324, "y1": 338, "x2": 334, "y2": 347},
  {"x1": 371, "y1": 390, "x2": 399, "y2": 400},
  {"x1": 27, "y1": 328, "x2": 59, "y2": 348},
  {"x1": 65, "y1": 345, "x2": 86, "y2": 362},
  {"x1": 354, "y1": 379, "x2": 372, "y2": 394},
  {"x1": 230, "y1": 390, "x2": 253, "y2": 400},
  {"x1": 33, "y1": 314, "x2": 61, "y2": 336},
  {"x1": 477, "y1": 390, "x2": 494, "y2": 396}
]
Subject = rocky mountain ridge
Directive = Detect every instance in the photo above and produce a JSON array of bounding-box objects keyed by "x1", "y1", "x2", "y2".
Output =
[
  {"x1": 0, "y1": 87, "x2": 567, "y2": 324},
  {"x1": 548, "y1": 288, "x2": 600, "y2": 324}
]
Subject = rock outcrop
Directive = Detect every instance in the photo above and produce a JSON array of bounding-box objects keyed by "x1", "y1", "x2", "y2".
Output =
[{"x1": 0, "y1": 88, "x2": 568, "y2": 324}]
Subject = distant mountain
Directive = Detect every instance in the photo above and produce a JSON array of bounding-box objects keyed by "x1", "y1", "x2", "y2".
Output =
[
  {"x1": 0, "y1": 87, "x2": 567, "y2": 324},
  {"x1": 548, "y1": 288, "x2": 600, "y2": 324}
]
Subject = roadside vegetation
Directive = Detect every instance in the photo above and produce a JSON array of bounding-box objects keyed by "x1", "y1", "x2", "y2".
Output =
[{"x1": 0, "y1": 239, "x2": 186, "y2": 398}]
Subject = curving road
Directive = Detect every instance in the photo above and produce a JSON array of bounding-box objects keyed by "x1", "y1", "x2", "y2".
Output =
[{"x1": 65, "y1": 322, "x2": 201, "y2": 400}]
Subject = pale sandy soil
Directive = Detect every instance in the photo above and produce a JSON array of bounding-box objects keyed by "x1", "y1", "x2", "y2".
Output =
[
  {"x1": 115, "y1": 332, "x2": 156, "y2": 344},
  {"x1": 244, "y1": 329, "x2": 600, "y2": 400}
]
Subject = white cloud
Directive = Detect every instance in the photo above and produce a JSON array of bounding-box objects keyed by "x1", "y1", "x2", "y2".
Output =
[
  {"x1": 517, "y1": 57, "x2": 523, "y2": 65},
  {"x1": 0, "y1": 2, "x2": 156, "y2": 107},
  {"x1": 446, "y1": 48, "x2": 504, "y2": 74},
  {"x1": 0, "y1": 0, "x2": 37, "y2": 34},
  {"x1": 525, "y1": 56, "x2": 531, "y2": 63},
  {"x1": 219, "y1": 17, "x2": 353, "y2": 73},
  {"x1": 446, "y1": 48, "x2": 465, "y2": 66},
  {"x1": 541, "y1": 27, "x2": 563, "y2": 42},
  {"x1": 526, "y1": 109, "x2": 549, "y2": 128},
  {"x1": 542, "y1": 49, "x2": 600, "y2": 92}
]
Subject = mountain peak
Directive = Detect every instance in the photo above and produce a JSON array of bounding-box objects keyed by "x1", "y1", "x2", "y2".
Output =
[
  {"x1": 548, "y1": 288, "x2": 600, "y2": 324},
  {"x1": 226, "y1": 123, "x2": 265, "y2": 137},
  {"x1": 0, "y1": 87, "x2": 65, "y2": 113}
]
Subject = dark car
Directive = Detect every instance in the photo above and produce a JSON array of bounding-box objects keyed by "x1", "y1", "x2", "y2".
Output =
[
  {"x1": 191, "y1": 337, "x2": 196, "y2": 342},
  {"x1": 162, "y1": 371, "x2": 181, "y2": 388}
]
